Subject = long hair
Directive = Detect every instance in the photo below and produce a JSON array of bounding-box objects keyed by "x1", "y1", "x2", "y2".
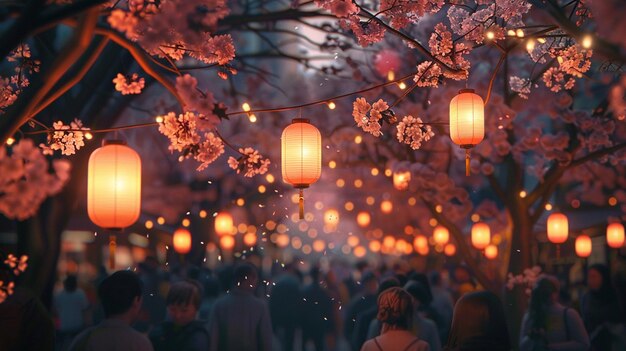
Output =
[
  {"x1": 376, "y1": 287, "x2": 414, "y2": 330},
  {"x1": 528, "y1": 275, "x2": 559, "y2": 330},
  {"x1": 445, "y1": 290, "x2": 511, "y2": 351}
]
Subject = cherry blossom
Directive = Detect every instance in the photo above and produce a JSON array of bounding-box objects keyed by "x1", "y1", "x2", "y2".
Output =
[
  {"x1": 396, "y1": 115, "x2": 434, "y2": 150},
  {"x1": 175, "y1": 74, "x2": 221, "y2": 123},
  {"x1": 196, "y1": 132, "x2": 225, "y2": 171},
  {"x1": 352, "y1": 97, "x2": 390, "y2": 137},
  {"x1": 112, "y1": 73, "x2": 145, "y2": 95},
  {"x1": 509, "y1": 76, "x2": 530, "y2": 99},
  {"x1": 507, "y1": 266, "x2": 542, "y2": 295},
  {"x1": 227, "y1": 147, "x2": 271, "y2": 177},
  {"x1": 45, "y1": 119, "x2": 90, "y2": 156},
  {"x1": 0, "y1": 139, "x2": 71, "y2": 220},
  {"x1": 315, "y1": 0, "x2": 358, "y2": 18}
]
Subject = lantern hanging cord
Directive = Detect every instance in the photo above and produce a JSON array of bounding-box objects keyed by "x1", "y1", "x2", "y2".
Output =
[
  {"x1": 298, "y1": 188, "x2": 304, "y2": 219},
  {"x1": 465, "y1": 148, "x2": 471, "y2": 176}
]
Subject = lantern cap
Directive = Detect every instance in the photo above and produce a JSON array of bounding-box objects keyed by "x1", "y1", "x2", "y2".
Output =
[
  {"x1": 291, "y1": 118, "x2": 310, "y2": 124},
  {"x1": 458, "y1": 89, "x2": 475, "y2": 94},
  {"x1": 102, "y1": 139, "x2": 127, "y2": 146},
  {"x1": 293, "y1": 184, "x2": 310, "y2": 189}
]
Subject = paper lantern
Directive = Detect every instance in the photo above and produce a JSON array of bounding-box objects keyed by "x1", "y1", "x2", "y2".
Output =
[
  {"x1": 173, "y1": 228, "x2": 192, "y2": 255},
  {"x1": 471, "y1": 222, "x2": 491, "y2": 250},
  {"x1": 547, "y1": 212, "x2": 568, "y2": 244},
  {"x1": 575, "y1": 235, "x2": 592, "y2": 258},
  {"x1": 88, "y1": 140, "x2": 141, "y2": 269},
  {"x1": 607, "y1": 223, "x2": 625, "y2": 248},
  {"x1": 380, "y1": 200, "x2": 393, "y2": 214},
  {"x1": 449, "y1": 89, "x2": 485, "y2": 176},
  {"x1": 356, "y1": 212, "x2": 371, "y2": 228},
  {"x1": 393, "y1": 170, "x2": 411, "y2": 190},
  {"x1": 413, "y1": 235, "x2": 428, "y2": 252},
  {"x1": 281, "y1": 119, "x2": 322, "y2": 219},
  {"x1": 220, "y1": 235, "x2": 235, "y2": 250},
  {"x1": 433, "y1": 226, "x2": 450, "y2": 245},
  {"x1": 214, "y1": 212, "x2": 234, "y2": 236},
  {"x1": 354, "y1": 245, "x2": 367, "y2": 258},
  {"x1": 369, "y1": 240, "x2": 381, "y2": 253},
  {"x1": 88, "y1": 141, "x2": 141, "y2": 229},
  {"x1": 243, "y1": 232, "x2": 257, "y2": 247},
  {"x1": 484, "y1": 245, "x2": 498, "y2": 260},
  {"x1": 444, "y1": 243, "x2": 456, "y2": 256}
]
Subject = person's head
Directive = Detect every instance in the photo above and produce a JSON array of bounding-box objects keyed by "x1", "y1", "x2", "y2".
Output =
[
  {"x1": 430, "y1": 271, "x2": 442, "y2": 287},
  {"x1": 63, "y1": 275, "x2": 78, "y2": 292},
  {"x1": 203, "y1": 276, "x2": 221, "y2": 299},
  {"x1": 362, "y1": 272, "x2": 378, "y2": 295},
  {"x1": 588, "y1": 264, "x2": 611, "y2": 292},
  {"x1": 376, "y1": 287, "x2": 414, "y2": 330},
  {"x1": 378, "y1": 277, "x2": 401, "y2": 296},
  {"x1": 234, "y1": 262, "x2": 258, "y2": 291},
  {"x1": 407, "y1": 272, "x2": 433, "y2": 305},
  {"x1": 166, "y1": 280, "x2": 202, "y2": 326},
  {"x1": 528, "y1": 275, "x2": 559, "y2": 329},
  {"x1": 446, "y1": 291, "x2": 510, "y2": 351},
  {"x1": 98, "y1": 270, "x2": 143, "y2": 319},
  {"x1": 404, "y1": 281, "x2": 430, "y2": 309}
]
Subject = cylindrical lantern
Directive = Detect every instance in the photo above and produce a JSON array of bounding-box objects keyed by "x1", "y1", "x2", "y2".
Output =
[
  {"x1": 173, "y1": 228, "x2": 192, "y2": 254},
  {"x1": 88, "y1": 140, "x2": 142, "y2": 229},
  {"x1": 471, "y1": 222, "x2": 491, "y2": 250},
  {"x1": 88, "y1": 140, "x2": 141, "y2": 269},
  {"x1": 484, "y1": 244, "x2": 498, "y2": 260},
  {"x1": 281, "y1": 119, "x2": 322, "y2": 219},
  {"x1": 413, "y1": 235, "x2": 428, "y2": 252},
  {"x1": 449, "y1": 89, "x2": 485, "y2": 176},
  {"x1": 356, "y1": 211, "x2": 371, "y2": 228},
  {"x1": 575, "y1": 235, "x2": 592, "y2": 258},
  {"x1": 547, "y1": 212, "x2": 568, "y2": 244},
  {"x1": 444, "y1": 243, "x2": 456, "y2": 256},
  {"x1": 393, "y1": 170, "x2": 411, "y2": 191},
  {"x1": 214, "y1": 212, "x2": 234, "y2": 236},
  {"x1": 607, "y1": 223, "x2": 625, "y2": 248},
  {"x1": 433, "y1": 226, "x2": 450, "y2": 245}
]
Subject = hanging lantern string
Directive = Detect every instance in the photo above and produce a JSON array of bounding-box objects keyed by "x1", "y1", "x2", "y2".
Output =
[{"x1": 299, "y1": 188, "x2": 304, "y2": 219}]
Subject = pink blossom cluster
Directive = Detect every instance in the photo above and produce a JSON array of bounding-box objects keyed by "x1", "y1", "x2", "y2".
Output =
[
  {"x1": 543, "y1": 45, "x2": 592, "y2": 92},
  {"x1": 509, "y1": 76, "x2": 530, "y2": 99},
  {"x1": 108, "y1": 0, "x2": 235, "y2": 66},
  {"x1": 157, "y1": 111, "x2": 225, "y2": 170},
  {"x1": 112, "y1": 73, "x2": 145, "y2": 95},
  {"x1": 1, "y1": 44, "x2": 40, "y2": 113},
  {"x1": 396, "y1": 115, "x2": 434, "y2": 150},
  {"x1": 414, "y1": 24, "x2": 470, "y2": 86},
  {"x1": 315, "y1": 0, "x2": 357, "y2": 18},
  {"x1": 378, "y1": 0, "x2": 443, "y2": 28},
  {"x1": 175, "y1": 74, "x2": 221, "y2": 122},
  {"x1": 609, "y1": 76, "x2": 626, "y2": 121},
  {"x1": 41, "y1": 119, "x2": 91, "y2": 156},
  {"x1": 227, "y1": 147, "x2": 271, "y2": 177},
  {"x1": 352, "y1": 97, "x2": 389, "y2": 136},
  {"x1": 0, "y1": 139, "x2": 71, "y2": 220},
  {"x1": 506, "y1": 266, "x2": 542, "y2": 294},
  {"x1": 0, "y1": 254, "x2": 28, "y2": 304},
  {"x1": 340, "y1": 16, "x2": 386, "y2": 47}
]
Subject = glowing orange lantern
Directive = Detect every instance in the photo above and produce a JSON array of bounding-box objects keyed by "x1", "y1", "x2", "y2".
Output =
[
  {"x1": 173, "y1": 228, "x2": 192, "y2": 254},
  {"x1": 575, "y1": 235, "x2": 592, "y2": 258},
  {"x1": 413, "y1": 235, "x2": 428, "y2": 253},
  {"x1": 313, "y1": 239, "x2": 326, "y2": 252},
  {"x1": 393, "y1": 170, "x2": 411, "y2": 191},
  {"x1": 433, "y1": 226, "x2": 449, "y2": 245},
  {"x1": 607, "y1": 223, "x2": 625, "y2": 248},
  {"x1": 88, "y1": 141, "x2": 141, "y2": 228},
  {"x1": 281, "y1": 119, "x2": 322, "y2": 219},
  {"x1": 220, "y1": 235, "x2": 235, "y2": 250},
  {"x1": 369, "y1": 240, "x2": 381, "y2": 253},
  {"x1": 471, "y1": 222, "x2": 490, "y2": 250},
  {"x1": 449, "y1": 89, "x2": 485, "y2": 176},
  {"x1": 354, "y1": 245, "x2": 367, "y2": 258},
  {"x1": 547, "y1": 212, "x2": 568, "y2": 244},
  {"x1": 243, "y1": 232, "x2": 257, "y2": 246},
  {"x1": 444, "y1": 243, "x2": 456, "y2": 256},
  {"x1": 88, "y1": 140, "x2": 141, "y2": 269},
  {"x1": 395, "y1": 239, "x2": 409, "y2": 255},
  {"x1": 276, "y1": 233, "x2": 290, "y2": 248},
  {"x1": 357, "y1": 212, "x2": 371, "y2": 228},
  {"x1": 214, "y1": 212, "x2": 234, "y2": 236},
  {"x1": 484, "y1": 245, "x2": 498, "y2": 260},
  {"x1": 380, "y1": 200, "x2": 393, "y2": 214}
]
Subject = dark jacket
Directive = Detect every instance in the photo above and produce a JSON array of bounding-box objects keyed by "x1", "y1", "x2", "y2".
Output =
[{"x1": 149, "y1": 320, "x2": 209, "y2": 351}]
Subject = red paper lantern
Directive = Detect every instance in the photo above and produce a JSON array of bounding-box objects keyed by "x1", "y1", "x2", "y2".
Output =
[
  {"x1": 173, "y1": 228, "x2": 192, "y2": 254},
  {"x1": 547, "y1": 212, "x2": 568, "y2": 244},
  {"x1": 607, "y1": 223, "x2": 625, "y2": 248},
  {"x1": 433, "y1": 226, "x2": 449, "y2": 245},
  {"x1": 449, "y1": 89, "x2": 485, "y2": 176},
  {"x1": 575, "y1": 235, "x2": 592, "y2": 258},
  {"x1": 471, "y1": 222, "x2": 491, "y2": 250}
]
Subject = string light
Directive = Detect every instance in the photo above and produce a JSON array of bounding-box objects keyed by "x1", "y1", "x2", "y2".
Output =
[
  {"x1": 6, "y1": 137, "x2": 15, "y2": 145},
  {"x1": 526, "y1": 39, "x2": 535, "y2": 51},
  {"x1": 516, "y1": 29, "x2": 524, "y2": 37},
  {"x1": 248, "y1": 114, "x2": 257, "y2": 123},
  {"x1": 157, "y1": 216, "x2": 165, "y2": 225},
  {"x1": 485, "y1": 31, "x2": 495, "y2": 40},
  {"x1": 328, "y1": 160, "x2": 336, "y2": 169},
  {"x1": 327, "y1": 101, "x2": 336, "y2": 110},
  {"x1": 398, "y1": 82, "x2": 407, "y2": 90},
  {"x1": 85, "y1": 132, "x2": 93, "y2": 140},
  {"x1": 519, "y1": 190, "x2": 527, "y2": 198},
  {"x1": 354, "y1": 135, "x2": 362, "y2": 144},
  {"x1": 242, "y1": 103, "x2": 251, "y2": 112},
  {"x1": 199, "y1": 210, "x2": 207, "y2": 218},
  {"x1": 155, "y1": 116, "x2": 164, "y2": 123},
  {"x1": 581, "y1": 35, "x2": 592, "y2": 49},
  {"x1": 181, "y1": 218, "x2": 191, "y2": 227}
]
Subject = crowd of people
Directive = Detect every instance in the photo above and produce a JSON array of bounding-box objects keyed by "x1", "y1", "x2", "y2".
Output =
[{"x1": 6, "y1": 258, "x2": 626, "y2": 351}]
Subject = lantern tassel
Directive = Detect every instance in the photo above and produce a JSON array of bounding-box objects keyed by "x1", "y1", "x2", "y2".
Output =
[
  {"x1": 109, "y1": 234, "x2": 117, "y2": 269},
  {"x1": 299, "y1": 189, "x2": 304, "y2": 220},
  {"x1": 465, "y1": 148, "x2": 471, "y2": 176}
]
